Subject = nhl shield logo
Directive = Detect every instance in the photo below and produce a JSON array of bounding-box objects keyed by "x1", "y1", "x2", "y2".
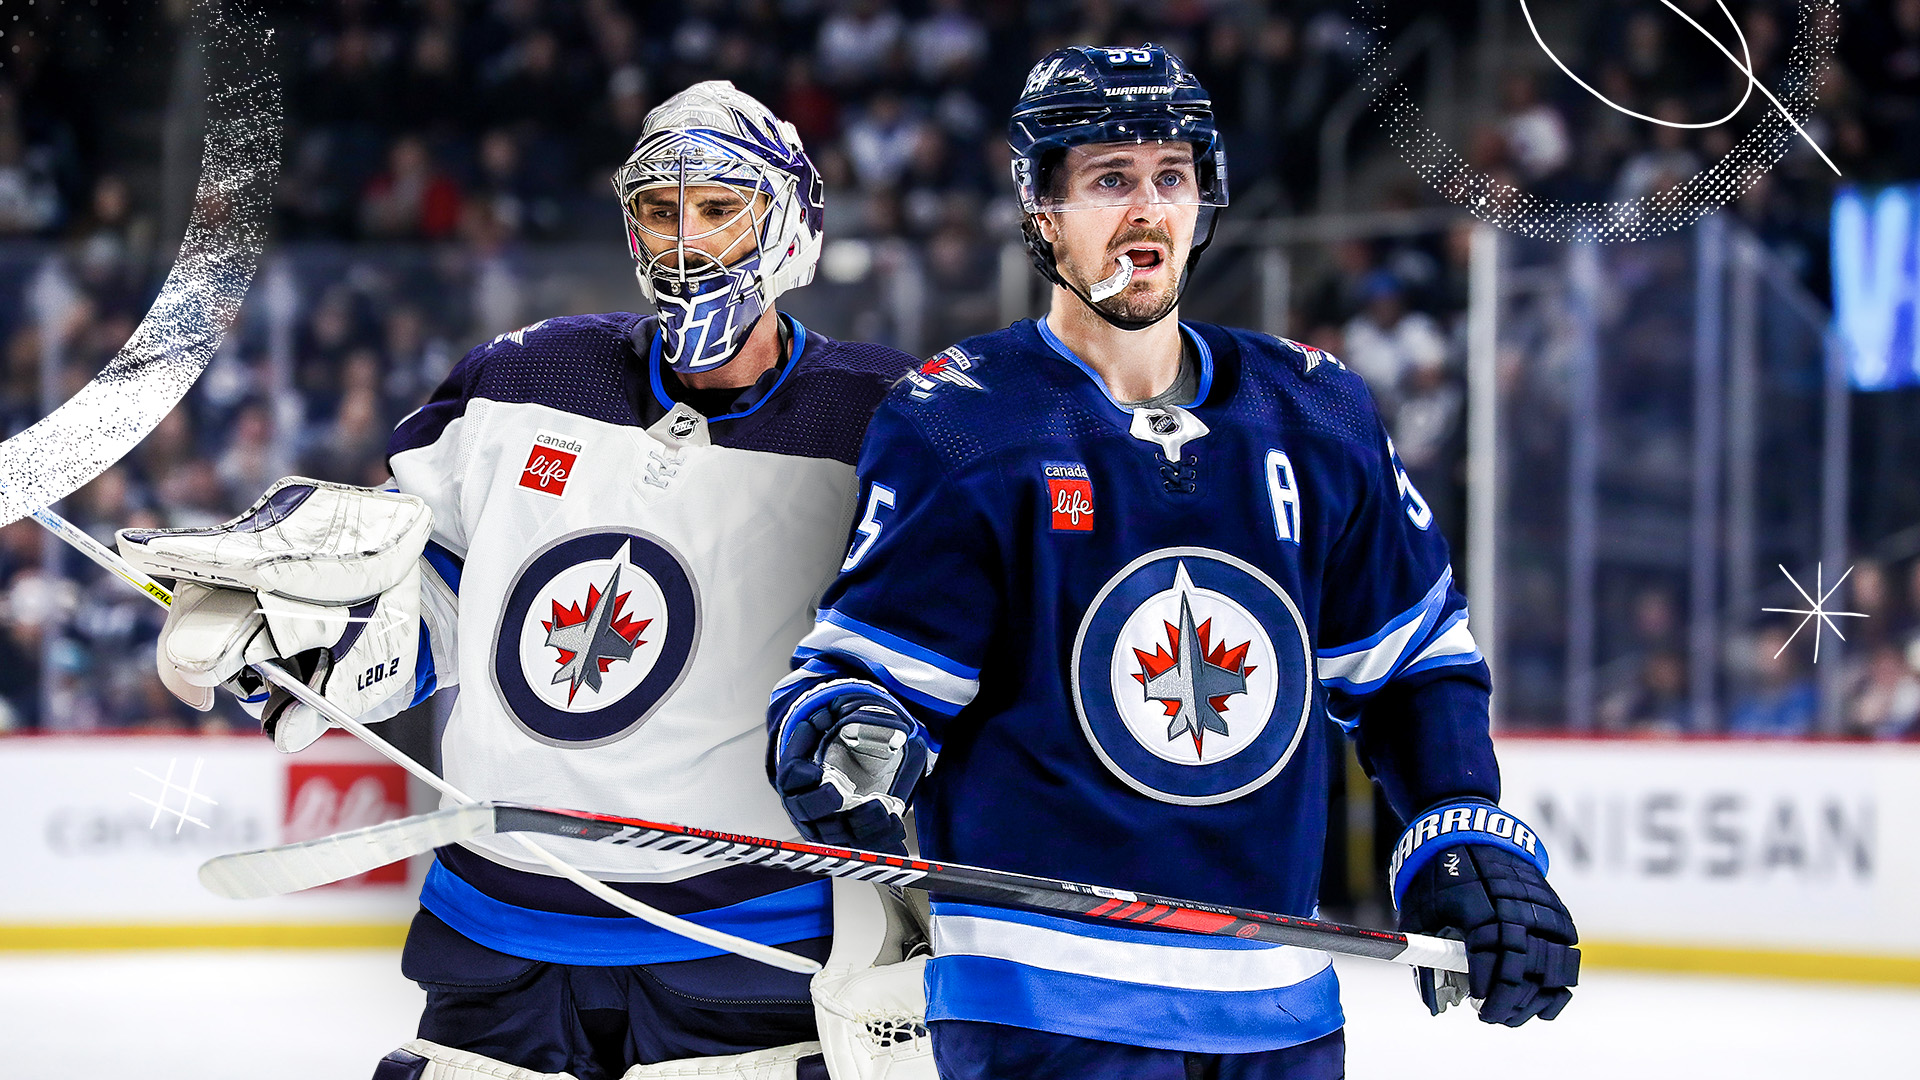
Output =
[
  {"x1": 1072, "y1": 547, "x2": 1313, "y2": 805},
  {"x1": 491, "y1": 529, "x2": 700, "y2": 746}
]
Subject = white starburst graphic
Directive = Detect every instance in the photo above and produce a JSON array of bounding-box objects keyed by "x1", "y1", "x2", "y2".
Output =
[
  {"x1": 130, "y1": 757, "x2": 219, "y2": 833},
  {"x1": 1762, "y1": 564, "x2": 1868, "y2": 663}
]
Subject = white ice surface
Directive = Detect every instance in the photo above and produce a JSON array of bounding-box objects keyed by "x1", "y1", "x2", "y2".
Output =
[{"x1": 0, "y1": 950, "x2": 1915, "y2": 1078}]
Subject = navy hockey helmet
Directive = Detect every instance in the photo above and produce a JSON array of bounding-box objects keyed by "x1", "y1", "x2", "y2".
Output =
[{"x1": 1009, "y1": 43, "x2": 1229, "y2": 330}]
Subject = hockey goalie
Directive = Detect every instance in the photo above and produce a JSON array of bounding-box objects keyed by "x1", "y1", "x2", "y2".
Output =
[{"x1": 114, "y1": 82, "x2": 930, "y2": 1080}]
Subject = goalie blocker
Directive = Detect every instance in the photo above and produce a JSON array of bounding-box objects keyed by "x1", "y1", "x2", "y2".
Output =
[{"x1": 116, "y1": 477, "x2": 440, "y2": 752}]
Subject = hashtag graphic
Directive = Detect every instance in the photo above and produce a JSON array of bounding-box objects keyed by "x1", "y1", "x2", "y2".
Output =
[{"x1": 131, "y1": 757, "x2": 219, "y2": 834}]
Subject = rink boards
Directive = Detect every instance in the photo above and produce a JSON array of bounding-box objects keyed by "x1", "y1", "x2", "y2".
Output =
[
  {"x1": 0, "y1": 733, "x2": 1915, "y2": 984},
  {"x1": 0, "y1": 732, "x2": 420, "y2": 948},
  {"x1": 1500, "y1": 737, "x2": 1920, "y2": 984}
]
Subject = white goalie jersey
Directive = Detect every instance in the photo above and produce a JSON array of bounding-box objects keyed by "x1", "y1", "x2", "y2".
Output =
[{"x1": 386, "y1": 311, "x2": 913, "y2": 966}]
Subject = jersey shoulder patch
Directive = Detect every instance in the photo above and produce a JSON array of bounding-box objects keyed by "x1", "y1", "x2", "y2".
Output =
[
  {"x1": 877, "y1": 326, "x2": 1056, "y2": 470},
  {"x1": 1212, "y1": 326, "x2": 1383, "y2": 451},
  {"x1": 902, "y1": 345, "x2": 991, "y2": 400}
]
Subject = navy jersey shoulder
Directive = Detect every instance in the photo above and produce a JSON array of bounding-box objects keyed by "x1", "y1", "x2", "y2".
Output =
[
  {"x1": 869, "y1": 319, "x2": 1389, "y2": 474},
  {"x1": 390, "y1": 313, "x2": 648, "y2": 457},
  {"x1": 1200, "y1": 323, "x2": 1386, "y2": 451},
  {"x1": 391, "y1": 313, "x2": 915, "y2": 466},
  {"x1": 873, "y1": 321, "x2": 1109, "y2": 472},
  {"x1": 717, "y1": 326, "x2": 919, "y2": 466}
]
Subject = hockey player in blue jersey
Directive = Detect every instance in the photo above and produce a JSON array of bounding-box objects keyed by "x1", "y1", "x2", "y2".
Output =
[
  {"x1": 117, "y1": 83, "x2": 921, "y2": 1080},
  {"x1": 769, "y1": 44, "x2": 1580, "y2": 1078}
]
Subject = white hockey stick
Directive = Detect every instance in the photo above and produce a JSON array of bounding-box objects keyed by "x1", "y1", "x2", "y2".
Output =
[
  {"x1": 27, "y1": 503, "x2": 821, "y2": 975},
  {"x1": 202, "y1": 801, "x2": 1472, "y2": 973}
]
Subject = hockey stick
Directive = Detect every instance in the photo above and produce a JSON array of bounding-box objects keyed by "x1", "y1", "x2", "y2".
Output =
[
  {"x1": 201, "y1": 801, "x2": 1471, "y2": 973},
  {"x1": 25, "y1": 502, "x2": 822, "y2": 975}
]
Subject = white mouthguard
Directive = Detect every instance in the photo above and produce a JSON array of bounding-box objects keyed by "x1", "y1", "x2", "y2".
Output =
[{"x1": 1088, "y1": 256, "x2": 1135, "y2": 302}]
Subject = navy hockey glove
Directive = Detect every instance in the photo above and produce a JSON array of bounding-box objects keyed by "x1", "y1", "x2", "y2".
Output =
[
  {"x1": 773, "y1": 688, "x2": 930, "y2": 856},
  {"x1": 1391, "y1": 800, "x2": 1580, "y2": 1027}
]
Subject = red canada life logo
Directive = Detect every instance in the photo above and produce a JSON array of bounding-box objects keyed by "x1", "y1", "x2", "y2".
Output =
[
  {"x1": 1045, "y1": 461, "x2": 1094, "y2": 532},
  {"x1": 284, "y1": 760, "x2": 409, "y2": 887},
  {"x1": 521, "y1": 430, "x2": 584, "y2": 498}
]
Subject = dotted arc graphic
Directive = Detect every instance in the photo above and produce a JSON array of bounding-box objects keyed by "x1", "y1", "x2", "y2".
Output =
[{"x1": 1355, "y1": 0, "x2": 1838, "y2": 243}]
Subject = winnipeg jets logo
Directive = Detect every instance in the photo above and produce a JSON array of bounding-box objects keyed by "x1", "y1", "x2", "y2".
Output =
[
  {"x1": 521, "y1": 540, "x2": 664, "y2": 712},
  {"x1": 543, "y1": 562, "x2": 651, "y2": 704},
  {"x1": 906, "y1": 347, "x2": 986, "y2": 400},
  {"x1": 1073, "y1": 549, "x2": 1313, "y2": 804},
  {"x1": 496, "y1": 531, "x2": 700, "y2": 744},
  {"x1": 1132, "y1": 571, "x2": 1258, "y2": 757},
  {"x1": 1116, "y1": 561, "x2": 1269, "y2": 765}
]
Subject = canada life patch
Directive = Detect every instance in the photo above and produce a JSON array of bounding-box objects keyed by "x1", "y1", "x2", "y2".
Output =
[
  {"x1": 1045, "y1": 461, "x2": 1094, "y2": 532},
  {"x1": 521, "y1": 430, "x2": 582, "y2": 498}
]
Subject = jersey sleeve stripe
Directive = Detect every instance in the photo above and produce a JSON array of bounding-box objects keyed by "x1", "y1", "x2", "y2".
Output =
[
  {"x1": 407, "y1": 620, "x2": 438, "y2": 708},
  {"x1": 772, "y1": 657, "x2": 838, "y2": 693},
  {"x1": 1316, "y1": 569, "x2": 1454, "y2": 693},
  {"x1": 790, "y1": 612, "x2": 981, "y2": 715},
  {"x1": 1399, "y1": 609, "x2": 1482, "y2": 677},
  {"x1": 790, "y1": 644, "x2": 972, "y2": 718},
  {"x1": 929, "y1": 905, "x2": 1331, "y2": 992},
  {"x1": 422, "y1": 540, "x2": 464, "y2": 596},
  {"x1": 816, "y1": 609, "x2": 982, "y2": 679},
  {"x1": 1317, "y1": 567, "x2": 1452, "y2": 659}
]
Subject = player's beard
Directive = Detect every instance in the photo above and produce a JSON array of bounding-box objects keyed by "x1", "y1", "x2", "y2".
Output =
[{"x1": 1068, "y1": 224, "x2": 1182, "y2": 326}]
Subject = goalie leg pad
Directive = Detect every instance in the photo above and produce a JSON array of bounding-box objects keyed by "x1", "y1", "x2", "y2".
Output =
[
  {"x1": 620, "y1": 1042, "x2": 825, "y2": 1079},
  {"x1": 372, "y1": 1039, "x2": 578, "y2": 1080},
  {"x1": 811, "y1": 881, "x2": 935, "y2": 1080}
]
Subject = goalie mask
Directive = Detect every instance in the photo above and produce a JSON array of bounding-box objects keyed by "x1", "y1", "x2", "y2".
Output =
[
  {"x1": 1009, "y1": 44, "x2": 1229, "y2": 331},
  {"x1": 614, "y1": 81, "x2": 825, "y2": 373}
]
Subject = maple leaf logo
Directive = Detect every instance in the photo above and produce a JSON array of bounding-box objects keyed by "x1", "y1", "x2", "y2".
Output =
[
  {"x1": 542, "y1": 564, "x2": 651, "y2": 704},
  {"x1": 1130, "y1": 594, "x2": 1256, "y2": 758}
]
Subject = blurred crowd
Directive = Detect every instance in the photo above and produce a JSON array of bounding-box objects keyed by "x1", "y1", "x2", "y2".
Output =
[
  {"x1": 0, "y1": 0, "x2": 1907, "y2": 736},
  {"x1": 1593, "y1": 558, "x2": 1920, "y2": 740}
]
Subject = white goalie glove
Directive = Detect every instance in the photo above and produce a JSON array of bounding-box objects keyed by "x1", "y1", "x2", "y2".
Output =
[{"x1": 116, "y1": 477, "x2": 434, "y2": 752}]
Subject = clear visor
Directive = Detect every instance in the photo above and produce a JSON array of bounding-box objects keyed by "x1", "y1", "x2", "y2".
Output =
[{"x1": 1025, "y1": 140, "x2": 1224, "y2": 214}]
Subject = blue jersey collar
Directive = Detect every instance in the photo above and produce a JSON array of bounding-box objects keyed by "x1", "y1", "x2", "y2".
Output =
[
  {"x1": 648, "y1": 312, "x2": 809, "y2": 422},
  {"x1": 1034, "y1": 316, "x2": 1214, "y2": 417}
]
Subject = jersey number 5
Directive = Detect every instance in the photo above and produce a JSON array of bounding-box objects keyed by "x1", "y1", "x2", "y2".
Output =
[
  {"x1": 1386, "y1": 437, "x2": 1434, "y2": 530},
  {"x1": 842, "y1": 484, "x2": 896, "y2": 572}
]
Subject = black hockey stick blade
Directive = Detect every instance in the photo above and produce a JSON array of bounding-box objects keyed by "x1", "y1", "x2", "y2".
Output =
[{"x1": 199, "y1": 802, "x2": 1468, "y2": 972}]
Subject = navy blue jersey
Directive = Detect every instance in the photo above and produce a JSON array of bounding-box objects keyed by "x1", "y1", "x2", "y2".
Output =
[{"x1": 771, "y1": 317, "x2": 1496, "y2": 1053}]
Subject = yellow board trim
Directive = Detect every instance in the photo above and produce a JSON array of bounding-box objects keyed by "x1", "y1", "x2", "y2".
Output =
[
  {"x1": 2, "y1": 927, "x2": 1915, "y2": 986},
  {"x1": 0, "y1": 924, "x2": 409, "y2": 950},
  {"x1": 1583, "y1": 941, "x2": 1920, "y2": 987}
]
